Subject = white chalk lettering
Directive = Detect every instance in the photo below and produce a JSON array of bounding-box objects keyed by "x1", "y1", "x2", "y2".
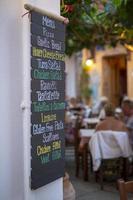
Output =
[
  {"x1": 42, "y1": 16, "x2": 55, "y2": 29},
  {"x1": 33, "y1": 123, "x2": 54, "y2": 135},
  {"x1": 38, "y1": 59, "x2": 61, "y2": 70},
  {"x1": 37, "y1": 36, "x2": 50, "y2": 48},
  {"x1": 36, "y1": 90, "x2": 60, "y2": 101},
  {"x1": 40, "y1": 80, "x2": 57, "y2": 90},
  {"x1": 54, "y1": 121, "x2": 64, "y2": 130},
  {"x1": 43, "y1": 132, "x2": 59, "y2": 143},
  {"x1": 51, "y1": 40, "x2": 62, "y2": 51},
  {"x1": 43, "y1": 27, "x2": 54, "y2": 38}
]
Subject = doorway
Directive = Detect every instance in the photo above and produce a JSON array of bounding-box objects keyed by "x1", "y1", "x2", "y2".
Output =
[{"x1": 102, "y1": 55, "x2": 127, "y2": 106}]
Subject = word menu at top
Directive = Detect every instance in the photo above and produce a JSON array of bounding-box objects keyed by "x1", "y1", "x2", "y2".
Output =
[{"x1": 30, "y1": 10, "x2": 66, "y2": 190}]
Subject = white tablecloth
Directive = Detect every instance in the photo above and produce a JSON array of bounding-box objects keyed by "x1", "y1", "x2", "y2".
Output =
[
  {"x1": 79, "y1": 129, "x2": 95, "y2": 137},
  {"x1": 83, "y1": 118, "x2": 99, "y2": 127},
  {"x1": 89, "y1": 130, "x2": 133, "y2": 171}
]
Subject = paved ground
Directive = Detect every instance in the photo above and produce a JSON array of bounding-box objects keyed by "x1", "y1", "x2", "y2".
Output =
[{"x1": 65, "y1": 146, "x2": 133, "y2": 200}]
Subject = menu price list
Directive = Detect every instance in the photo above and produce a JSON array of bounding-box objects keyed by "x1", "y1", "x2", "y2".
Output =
[{"x1": 30, "y1": 11, "x2": 66, "y2": 190}]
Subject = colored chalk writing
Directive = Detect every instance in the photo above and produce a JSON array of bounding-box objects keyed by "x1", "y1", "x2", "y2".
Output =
[
  {"x1": 40, "y1": 154, "x2": 50, "y2": 164},
  {"x1": 41, "y1": 113, "x2": 56, "y2": 123},
  {"x1": 31, "y1": 10, "x2": 65, "y2": 190},
  {"x1": 37, "y1": 59, "x2": 61, "y2": 71},
  {"x1": 52, "y1": 149, "x2": 61, "y2": 161},
  {"x1": 32, "y1": 47, "x2": 65, "y2": 61},
  {"x1": 33, "y1": 69, "x2": 62, "y2": 80},
  {"x1": 32, "y1": 101, "x2": 65, "y2": 112}
]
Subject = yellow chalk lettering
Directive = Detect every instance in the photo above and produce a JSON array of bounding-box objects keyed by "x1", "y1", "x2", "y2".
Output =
[
  {"x1": 32, "y1": 47, "x2": 43, "y2": 57},
  {"x1": 52, "y1": 141, "x2": 61, "y2": 150},
  {"x1": 41, "y1": 113, "x2": 56, "y2": 123},
  {"x1": 37, "y1": 145, "x2": 51, "y2": 156}
]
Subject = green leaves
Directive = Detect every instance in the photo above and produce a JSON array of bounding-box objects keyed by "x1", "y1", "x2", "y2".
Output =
[
  {"x1": 61, "y1": 0, "x2": 133, "y2": 55},
  {"x1": 80, "y1": 69, "x2": 92, "y2": 102},
  {"x1": 112, "y1": 0, "x2": 127, "y2": 7}
]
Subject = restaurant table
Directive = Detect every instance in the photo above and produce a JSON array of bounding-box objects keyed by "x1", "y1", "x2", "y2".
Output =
[
  {"x1": 83, "y1": 118, "x2": 99, "y2": 129},
  {"x1": 89, "y1": 131, "x2": 132, "y2": 189},
  {"x1": 78, "y1": 129, "x2": 95, "y2": 181},
  {"x1": 78, "y1": 129, "x2": 132, "y2": 186}
]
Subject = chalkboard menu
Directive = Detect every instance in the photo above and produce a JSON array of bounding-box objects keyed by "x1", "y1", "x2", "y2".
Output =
[{"x1": 30, "y1": 11, "x2": 66, "y2": 190}]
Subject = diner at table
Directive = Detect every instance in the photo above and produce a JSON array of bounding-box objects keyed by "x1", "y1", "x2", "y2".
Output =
[
  {"x1": 76, "y1": 102, "x2": 133, "y2": 188},
  {"x1": 65, "y1": 97, "x2": 85, "y2": 145},
  {"x1": 121, "y1": 99, "x2": 133, "y2": 149}
]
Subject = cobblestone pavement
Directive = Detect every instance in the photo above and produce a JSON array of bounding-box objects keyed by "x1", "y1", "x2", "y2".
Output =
[{"x1": 65, "y1": 146, "x2": 133, "y2": 200}]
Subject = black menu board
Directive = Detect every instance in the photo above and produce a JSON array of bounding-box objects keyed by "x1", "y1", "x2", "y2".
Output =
[{"x1": 30, "y1": 11, "x2": 66, "y2": 190}]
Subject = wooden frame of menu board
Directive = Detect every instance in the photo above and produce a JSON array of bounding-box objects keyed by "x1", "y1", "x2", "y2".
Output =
[{"x1": 25, "y1": 4, "x2": 67, "y2": 190}]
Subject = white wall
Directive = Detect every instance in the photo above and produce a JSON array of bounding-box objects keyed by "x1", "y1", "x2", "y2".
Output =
[
  {"x1": 27, "y1": 0, "x2": 60, "y2": 14},
  {"x1": 65, "y1": 55, "x2": 77, "y2": 98},
  {"x1": 0, "y1": 0, "x2": 63, "y2": 200},
  {"x1": 0, "y1": 1, "x2": 24, "y2": 199}
]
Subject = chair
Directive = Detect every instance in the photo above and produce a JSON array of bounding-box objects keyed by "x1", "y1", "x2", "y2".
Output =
[
  {"x1": 74, "y1": 116, "x2": 89, "y2": 181},
  {"x1": 89, "y1": 130, "x2": 132, "y2": 189},
  {"x1": 118, "y1": 179, "x2": 133, "y2": 200},
  {"x1": 97, "y1": 157, "x2": 128, "y2": 190}
]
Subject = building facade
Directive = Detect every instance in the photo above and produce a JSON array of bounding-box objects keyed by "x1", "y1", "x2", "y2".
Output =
[{"x1": 81, "y1": 46, "x2": 133, "y2": 106}]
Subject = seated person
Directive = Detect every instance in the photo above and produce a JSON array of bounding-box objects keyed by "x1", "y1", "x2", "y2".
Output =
[
  {"x1": 89, "y1": 103, "x2": 132, "y2": 172},
  {"x1": 121, "y1": 99, "x2": 133, "y2": 148},
  {"x1": 98, "y1": 96, "x2": 108, "y2": 120},
  {"x1": 92, "y1": 96, "x2": 108, "y2": 119},
  {"x1": 95, "y1": 103, "x2": 128, "y2": 132},
  {"x1": 114, "y1": 107, "x2": 124, "y2": 121},
  {"x1": 68, "y1": 97, "x2": 84, "y2": 116},
  {"x1": 68, "y1": 97, "x2": 78, "y2": 109}
]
